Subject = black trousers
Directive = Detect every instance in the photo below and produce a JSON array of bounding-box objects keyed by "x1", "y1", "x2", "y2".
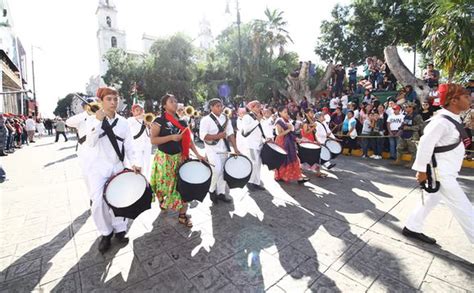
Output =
[{"x1": 55, "y1": 131, "x2": 68, "y2": 142}]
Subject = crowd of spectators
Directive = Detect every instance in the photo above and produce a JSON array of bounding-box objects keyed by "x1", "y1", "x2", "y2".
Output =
[{"x1": 0, "y1": 114, "x2": 69, "y2": 157}]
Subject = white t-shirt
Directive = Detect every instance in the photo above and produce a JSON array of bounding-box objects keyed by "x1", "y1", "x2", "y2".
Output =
[
  {"x1": 385, "y1": 107, "x2": 394, "y2": 117},
  {"x1": 340, "y1": 95, "x2": 348, "y2": 109},
  {"x1": 387, "y1": 113, "x2": 405, "y2": 131},
  {"x1": 25, "y1": 118, "x2": 36, "y2": 131},
  {"x1": 329, "y1": 97, "x2": 340, "y2": 109}
]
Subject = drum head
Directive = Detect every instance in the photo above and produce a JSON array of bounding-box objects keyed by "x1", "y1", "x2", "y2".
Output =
[
  {"x1": 225, "y1": 155, "x2": 252, "y2": 179},
  {"x1": 267, "y1": 142, "x2": 288, "y2": 155},
  {"x1": 105, "y1": 172, "x2": 146, "y2": 208},
  {"x1": 320, "y1": 146, "x2": 332, "y2": 161},
  {"x1": 299, "y1": 142, "x2": 321, "y2": 150},
  {"x1": 326, "y1": 140, "x2": 342, "y2": 154},
  {"x1": 179, "y1": 161, "x2": 212, "y2": 184}
]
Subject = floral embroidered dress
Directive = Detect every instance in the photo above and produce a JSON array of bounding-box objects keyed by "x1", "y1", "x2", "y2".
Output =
[
  {"x1": 274, "y1": 118, "x2": 302, "y2": 182},
  {"x1": 150, "y1": 115, "x2": 188, "y2": 210}
]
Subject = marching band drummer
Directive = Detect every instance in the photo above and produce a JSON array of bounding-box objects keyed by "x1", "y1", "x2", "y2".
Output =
[
  {"x1": 403, "y1": 84, "x2": 473, "y2": 244},
  {"x1": 301, "y1": 108, "x2": 328, "y2": 178},
  {"x1": 149, "y1": 94, "x2": 206, "y2": 228},
  {"x1": 241, "y1": 100, "x2": 267, "y2": 191},
  {"x1": 200, "y1": 98, "x2": 240, "y2": 204},
  {"x1": 65, "y1": 97, "x2": 96, "y2": 195},
  {"x1": 85, "y1": 87, "x2": 141, "y2": 254},
  {"x1": 315, "y1": 112, "x2": 337, "y2": 169},
  {"x1": 127, "y1": 104, "x2": 152, "y2": 179}
]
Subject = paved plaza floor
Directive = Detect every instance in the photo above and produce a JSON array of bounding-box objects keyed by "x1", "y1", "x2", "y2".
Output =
[{"x1": 0, "y1": 135, "x2": 473, "y2": 292}]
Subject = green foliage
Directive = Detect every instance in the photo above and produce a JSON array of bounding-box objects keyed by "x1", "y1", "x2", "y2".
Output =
[
  {"x1": 53, "y1": 94, "x2": 73, "y2": 118},
  {"x1": 315, "y1": 0, "x2": 431, "y2": 64},
  {"x1": 101, "y1": 8, "x2": 299, "y2": 108},
  {"x1": 422, "y1": 0, "x2": 473, "y2": 82}
]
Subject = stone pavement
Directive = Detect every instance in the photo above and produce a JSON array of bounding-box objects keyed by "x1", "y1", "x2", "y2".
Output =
[{"x1": 0, "y1": 135, "x2": 473, "y2": 292}]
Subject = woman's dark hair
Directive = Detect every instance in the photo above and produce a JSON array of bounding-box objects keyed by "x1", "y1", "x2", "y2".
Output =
[
  {"x1": 160, "y1": 94, "x2": 175, "y2": 114},
  {"x1": 347, "y1": 110, "x2": 354, "y2": 116},
  {"x1": 277, "y1": 106, "x2": 287, "y2": 117}
]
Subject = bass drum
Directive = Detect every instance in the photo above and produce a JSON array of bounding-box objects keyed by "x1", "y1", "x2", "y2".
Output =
[
  {"x1": 320, "y1": 146, "x2": 332, "y2": 164},
  {"x1": 298, "y1": 142, "x2": 321, "y2": 166},
  {"x1": 261, "y1": 142, "x2": 288, "y2": 170},
  {"x1": 177, "y1": 160, "x2": 212, "y2": 202},
  {"x1": 325, "y1": 139, "x2": 342, "y2": 159},
  {"x1": 224, "y1": 155, "x2": 253, "y2": 189},
  {"x1": 103, "y1": 169, "x2": 153, "y2": 219}
]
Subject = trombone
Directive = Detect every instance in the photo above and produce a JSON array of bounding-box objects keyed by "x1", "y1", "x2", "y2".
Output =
[
  {"x1": 85, "y1": 101, "x2": 102, "y2": 115},
  {"x1": 185, "y1": 106, "x2": 195, "y2": 116}
]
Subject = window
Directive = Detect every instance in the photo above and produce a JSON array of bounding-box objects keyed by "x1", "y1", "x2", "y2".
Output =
[
  {"x1": 111, "y1": 36, "x2": 117, "y2": 48},
  {"x1": 106, "y1": 16, "x2": 111, "y2": 28}
]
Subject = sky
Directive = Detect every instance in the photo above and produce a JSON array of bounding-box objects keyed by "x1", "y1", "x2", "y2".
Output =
[{"x1": 9, "y1": 0, "x2": 415, "y2": 116}]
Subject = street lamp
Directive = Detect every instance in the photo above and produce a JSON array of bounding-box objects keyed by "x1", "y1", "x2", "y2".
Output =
[
  {"x1": 31, "y1": 45, "x2": 42, "y2": 116},
  {"x1": 226, "y1": 0, "x2": 244, "y2": 96}
]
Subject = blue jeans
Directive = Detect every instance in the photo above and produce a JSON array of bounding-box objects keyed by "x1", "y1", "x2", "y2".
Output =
[
  {"x1": 388, "y1": 136, "x2": 398, "y2": 159},
  {"x1": 371, "y1": 137, "x2": 384, "y2": 156},
  {"x1": 361, "y1": 136, "x2": 371, "y2": 156}
]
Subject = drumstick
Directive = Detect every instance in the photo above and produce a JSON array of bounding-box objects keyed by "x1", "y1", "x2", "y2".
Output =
[{"x1": 189, "y1": 153, "x2": 215, "y2": 167}]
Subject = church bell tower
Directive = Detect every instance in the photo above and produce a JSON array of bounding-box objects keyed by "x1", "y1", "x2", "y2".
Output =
[{"x1": 96, "y1": 0, "x2": 126, "y2": 76}]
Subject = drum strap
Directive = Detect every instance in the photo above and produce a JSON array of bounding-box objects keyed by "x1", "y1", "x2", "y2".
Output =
[
  {"x1": 432, "y1": 115, "x2": 469, "y2": 153},
  {"x1": 209, "y1": 113, "x2": 231, "y2": 151},
  {"x1": 242, "y1": 113, "x2": 266, "y2": 139},
  {"x1": 133, "y1": 122, "x2": 147, "y2": 140},
  {"x1": 100, "y1": 119, "x2": 125, "y2": 162},
  {"x1": 78, "y1": 135, "x2": 86, "y2": 145},
  {"x1": 316, "y1": 121, "x2": 328, "y2": 135}
]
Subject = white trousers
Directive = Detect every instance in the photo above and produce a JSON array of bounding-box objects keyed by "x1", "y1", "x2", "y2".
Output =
[
  {"x1": 248, "y1": 148, "x2": 262, "y2": 185},
  {"x1": 207, "y1": 151, "x2": 228, "y2": 195},
  {"x1": 405, "y1": 173, "x2": 474, "y2": 243},
  {"x1": 87, "y1": 166, "x2": 128, "y2": 236},
  {"x1": 135, "y1": 147, "x2": 152, "y2": 181}
]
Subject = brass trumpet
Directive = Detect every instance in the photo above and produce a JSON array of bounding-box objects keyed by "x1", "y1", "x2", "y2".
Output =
[
  {"x1": 86, "y1": 101, "x2": 102, "y2": 115},
  {"x1": 223, "y1": 107, "x2": 232, "y2": 117},
  {"x1": 144, "y1": 113, "x2": 156, "y2": 124},
  {"x1": 193, "y1": 110, "x2": 200, "y2": 117},
  {"x1": 185, "y1": 106, "x2": 195, "y2": 116}
]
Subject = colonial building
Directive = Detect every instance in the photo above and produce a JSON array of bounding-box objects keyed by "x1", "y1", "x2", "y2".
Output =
[{"x1": 0, "y1": 0, "x2": 29, "y2": 115}]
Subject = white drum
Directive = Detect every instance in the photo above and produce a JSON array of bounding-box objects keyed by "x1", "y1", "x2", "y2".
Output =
[
  {"x1": 320, "y1": 146, "x2": 332, "y2": 163},
  {"x1": 325, "y1": 140, "x2": 342, "y2": 156},
  {"x1": 177, "y1": 160, "x2": 212, "y2": 202},
  {"x1": 224, "y1": 155, "x2": 253, "y2": 188},
  {"x1": 103, "y1": 169, "x2": 153, "y2": 219}
]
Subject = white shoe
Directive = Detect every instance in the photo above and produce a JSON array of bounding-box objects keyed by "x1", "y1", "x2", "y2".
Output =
[
  {"x1": 369, "y1": 155, "x2": 376, "y2": 159},
  {"x1": 374, "y1": 155, "x2": 382, "y2": 160}
]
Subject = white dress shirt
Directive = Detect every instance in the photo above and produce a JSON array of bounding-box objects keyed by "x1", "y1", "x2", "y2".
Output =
[
  {"x1": 127, "y1": 117, "x2": 151, "y2": 151},
  {"x1": 315, "y1": 120, "x2": 335, "y2": 144},
  {"x1": 85, "y1": 114, "x2": 139, "y2": 175},
  {"x1": 242, "y1": 113, "x2": 266, "y2": 149},
  {"x1": 199, "y1": 113, "x2": 234, "y2": 153},
  {"x1": 66, "y1": 111, "x2": 90, "y2": 139},
  {"x1": 261, "y1": 117, "x2": 275, "y2": 140},
  {"x1": 412, "y1": 109, "x2": 465, "y2": 175}
]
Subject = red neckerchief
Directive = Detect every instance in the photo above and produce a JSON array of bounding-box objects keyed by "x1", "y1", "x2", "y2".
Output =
[{"x1": 164, "y1": 112, "x2": 191, "y2": 159}]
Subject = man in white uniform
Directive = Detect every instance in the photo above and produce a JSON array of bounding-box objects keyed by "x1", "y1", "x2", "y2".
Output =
[
  {"x1": 315, "y1": 112, "x2": 336, "y2": 169},
  {"x1": 403, "y1": 84, "x2": 473, "y2": 244},
  {"x1": 66, "y1": 98, "x2": 95, "y2": 195},
  {"x1": 242, "y1": 100, "x2": 267, "y2": 191},
  {"x1": 200, "y1": 98, "x2": 240, "y2": 204},
  {"x1": 127, "y1": 104, "x2": 152, "y2": 179},
  {"x1": 85, "y1": 87, "x2": 141, "y2": 253}
]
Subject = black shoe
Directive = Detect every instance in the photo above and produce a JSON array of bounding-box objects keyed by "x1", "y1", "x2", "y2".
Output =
[
  {"x1": 248, "y1": 183, "x2": 265, "y2": 191},
  {"x1": 324, "y1": 162, "x2": 336, "y2": 170},
  {"x1": 114, "y1": 231, "x2": 129, "y2": 244},
  {"x1": 0, "y1": 152, "x2": 7, "y2": 157},
  {"x1": 218, "y1": 194, "x2": 233, "y2": 203},
  {"x1": 297, "y1": 177, "x2": 310, "y2": 184},
  {"x1": 209, "y1": 191, "x2": 218, "y2": 204},
  {"x1": 98, "y1": 233, "x2": 113, "y2": 254},
  {"x1": 402, "y1": 227, "x2": 436, "y2": 245}
]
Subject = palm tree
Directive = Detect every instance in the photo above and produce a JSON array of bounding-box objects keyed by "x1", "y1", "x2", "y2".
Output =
[
  {"x1": 263, "y1": 8, "x2": 293, "y2": 59},
  {"x1": 422, "y1": 0, "x2": 473, "y2": 82}
]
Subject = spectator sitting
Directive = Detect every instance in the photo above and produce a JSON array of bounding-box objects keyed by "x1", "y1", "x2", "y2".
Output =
[
  {"x1": 423, "y1": 63, "x2": 440, "y2": 88},
  {"x1": 404, "y1": 85, "x2": 417, "y2": 103}
]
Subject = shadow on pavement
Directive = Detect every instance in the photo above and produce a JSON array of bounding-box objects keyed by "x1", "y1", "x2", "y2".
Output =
[
  {"x1": 0, "y1": 211, "x2": 89, "y2": 292},
  {"x1": 43, "y1": 154, "x2": 78, "y2": 168}
]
